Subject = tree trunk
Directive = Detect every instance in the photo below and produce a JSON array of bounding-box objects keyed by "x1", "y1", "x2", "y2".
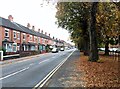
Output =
[
  {"x1": 89, "y1": 2, "x2": 99, "y2": 62},
  {"x1": 83, "y1": 38, "x2": 89, "y2": 56},
  {"x1": 104, "y1": 36, "x2": 109, "y2": 55},
  {"x1": 104, "y1": 41, "x2": 109, "y2": 55}
]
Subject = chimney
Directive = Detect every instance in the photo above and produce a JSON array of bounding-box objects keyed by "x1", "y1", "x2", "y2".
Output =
[
  {"x1": 32, "y1": 26, "x2": 35, "y2": 31},
  {"x1": 49, "y1": 33, "x2": 50, "y2": 37},
  {"x1": 8, "y1": 15, "x2": 13, "y2": 22},
  {"x1": 45, "y1": 32, "x2": 47, "y2": 35},
  {"x1": 27, "y1": 23, "x2": 31, "y2": 29},
  {"x1": 53, "y1": 36, "x2": 54, "y2": 39},
  {"x1": 41, "y1": 30, "x2": 43, "y2": 33},
  {"x1": 38, "y1": 29, "x2": 40, "y2": 33}
]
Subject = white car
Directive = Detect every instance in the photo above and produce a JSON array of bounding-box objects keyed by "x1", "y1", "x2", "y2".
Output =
[
  {"x1": 60, "y1": 48, "x2": 64, "y2": 51},
  {"x1": 52, "y1": 48, "x2": 58, "y2": 53}
]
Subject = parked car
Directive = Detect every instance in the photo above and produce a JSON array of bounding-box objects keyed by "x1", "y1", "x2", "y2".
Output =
[
  {"x1": 98, "y1": 48, "x2": 105, "y2": 51},
  {"x1": 60, "y1": 48, "x2": 64, "y2": 51},
  {"x1": 52, "y1": 48, "x2": 58, "y2": 53},
  {"x1": 116, "y1": 48, "x2": 120, "y2": 52},
  {"x1": 109, "y1": 48, "x2": 118, "y2": 52}
]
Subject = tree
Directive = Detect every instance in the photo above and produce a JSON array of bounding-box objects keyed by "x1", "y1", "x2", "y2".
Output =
[
  {"x1": 42, "y1": 1, "x2": 120, "y2": 61},
  {"x1": 56, "y1": 2, "x2": 100, "y2": 61},
  {"x1": 56, "y1": 2, "x2": 91, "y2": 56},
  {"x1": 89, "y1": 2, "x2": 99, "y2": 61},
  {"x1": 96, "y1": 2, "x2": 120, "y2": 55}
]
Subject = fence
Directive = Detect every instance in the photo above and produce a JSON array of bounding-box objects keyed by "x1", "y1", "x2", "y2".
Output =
[
  {"x1": 109, "y1": 50, "x2": 120, "y2": 60},
  {"x1": 0, "y1": 51, "x2": 3, "y2": 61},
  {"x1": 0, "y1": 51, "x2": 20, "y2": 61}
]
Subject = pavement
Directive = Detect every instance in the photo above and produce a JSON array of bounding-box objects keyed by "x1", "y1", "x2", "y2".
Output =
[
  {"x1": 0, "y1": 49, "x2": 79, "y2": 88},
  {"x1": 0, "y1": 53, "x2": 51, "y2": 65}
]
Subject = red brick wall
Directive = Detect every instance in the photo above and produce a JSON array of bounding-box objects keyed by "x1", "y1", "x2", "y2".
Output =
[
  {"x1": 0, "y1": 26, "x2": 3, "y2": 47},
  {"x1": 0, "y1": 26, "x2": 53, "y2": 50}
]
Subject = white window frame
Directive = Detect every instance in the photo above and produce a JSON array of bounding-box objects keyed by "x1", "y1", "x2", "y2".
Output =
[
  {"x1": 13, "y1": 31, "x2": 17, "y2": 38},
  {"x1": 41, "y1": 38, "x2": 43, "y2": 43},
  {"x1": 34, "y1": 36, "x2": 36, "y2": 42},
  {"x1": 5, "y1": 28, "x2": 9, "y2": 37},
  {"x1": 36, "y1": 37, "x2": 38, "y2": 41},
  {"x1": 30, "y1": 35, "x2": 32, "y2": 41},
  {"x1": 13, "y1": 43, "x2": 17, "y2": 52},
  {"x1": 17, "y1": 32, "x2": 20, "y2": 40},
  {"x1": 17, "y1": 46, "x2": 20, "y2": 51},
  {"x1": 38, "y1": 37, "x2": 40, "y2": 43},
  {"x1": 23, "y1": 33, "x2": 26, "y2": 40}
]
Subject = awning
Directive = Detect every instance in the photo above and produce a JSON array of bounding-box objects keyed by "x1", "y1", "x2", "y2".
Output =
[
  {"x1": 22, "y1": 42, "x2": 29, "y2": 45},
  {"x1": 2, "y1": 39, "x2": 14, "y2": 43},
  {"x1": 28, "y1": 42, "x2": 36, "y2": 46}
]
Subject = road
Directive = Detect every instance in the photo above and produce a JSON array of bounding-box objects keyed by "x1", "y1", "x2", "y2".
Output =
[{"x1": 0, "y1": 49, "x2": 77, "y2": 88}]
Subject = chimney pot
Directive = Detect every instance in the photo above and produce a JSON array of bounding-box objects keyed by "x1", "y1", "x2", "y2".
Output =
[
  {"x1": 32, "y1": 26, "x2": 35, "y2": 31},
  {"x1": 49, "y1": 34, "x2": 50, "y2": 37},
  {"x1": 53, "y1": 36, "x2": 54, "y2": 39},
  {"x1": 27, "y1": 23, "x2": 31, "y2": 29},
  {"x1": 41, "y1": 30, "x2": 43, "y2": 33},
  {"x1": 8, "y1": 15, "x2": 13, "y2": 22},
  {"x1": 45, "y1": 32, "x2": 47, "y2": 35},
  {"x1": 38, "y1": 29, "x2": 40, "y2": 33}
]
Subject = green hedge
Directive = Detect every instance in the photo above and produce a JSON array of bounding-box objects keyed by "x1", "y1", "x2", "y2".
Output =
[
  {"x1": 0, "y1": 47, "x2": 6, "y2": 55},
  {"x1": 20, "y1": 51, "x2": 40, "y2": 57}
]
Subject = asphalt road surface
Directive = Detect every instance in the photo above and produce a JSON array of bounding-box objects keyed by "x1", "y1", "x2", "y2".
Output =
[{"x1": 0, "y1": 49, "x2": 77, "y2": 88}]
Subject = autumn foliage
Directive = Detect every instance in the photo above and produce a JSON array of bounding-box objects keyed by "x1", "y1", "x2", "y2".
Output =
[{"x1": 74, "y1": 52, "x2": 119, "y2": 88}]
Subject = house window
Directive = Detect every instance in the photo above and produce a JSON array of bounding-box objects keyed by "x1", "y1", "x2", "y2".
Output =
[
  {"x1": 23, "y1": 33, "x2": 26, "y2": 40},
  {"x1": 3, "y1": 43, "x2": 12, "y2": 52},
  {"x1": 30, "y1": 35, "x2": 32, "y2": 41},
  {"x1": 17, "y1": 46, "x2": 20, "y2": 51},
  {"x1": 5, "y1": 28, "x2": 9, "y2": 37},
  {"x1": 12, "y1": 43, "x2": 17, "y2": 52},
  {"x1": 13, "y1": 31, "x2": 17, "y2": 38},
  {"x1": 36, "y1": 37, "x2": 37, "y2": 41},
  {"x1": 42, "y1": 38, "x2": 45, "y2": 43},
  {"x1": 38, "y1": 37, "x2": 40, "y2": 43},
  {"x1": 17, "y1": 32, "x2": 20, "y2": 39}
]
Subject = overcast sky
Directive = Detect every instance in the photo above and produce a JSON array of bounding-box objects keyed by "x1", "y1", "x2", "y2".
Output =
[{"x1": 0, "y1": 0, "x2": 72, "y2": 44}]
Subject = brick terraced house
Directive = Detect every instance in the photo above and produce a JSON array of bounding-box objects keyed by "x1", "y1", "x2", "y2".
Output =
[{"x1": 0, "y1": 15, "x2": 64, "y2": 55}]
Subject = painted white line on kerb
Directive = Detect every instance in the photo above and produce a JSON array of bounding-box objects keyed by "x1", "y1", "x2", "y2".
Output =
[
  {"x1": 33, "y1": 49, "x2": 76, "y2": 89},
  {"x1": 0, "y1": 67, "x2": 29, "y2": 80}
]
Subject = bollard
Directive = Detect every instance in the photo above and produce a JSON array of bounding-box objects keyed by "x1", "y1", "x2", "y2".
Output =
[{"x1": 0, "y1": 51, "x2": 3, "y2": 61}]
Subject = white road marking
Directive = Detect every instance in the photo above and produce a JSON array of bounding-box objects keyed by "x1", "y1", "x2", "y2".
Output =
[
  {"x1": 0, "y1": 67, "x2": 29, "y2": 80},
  {"x1": 33, "y1": 49, "x2": 76, "y2": 89},
  {"x1": 18, "y1": 59, "x2": 28, "y2": 63},
  {"x1": 29, "y1": 63, "x2": 34, "y2": 66},
  {"x1": 39, "y1": 59, "x2": 50, "y2": 64},
  {"x1": 51, "y1": 56, "x2": 56, "y2": 59}
]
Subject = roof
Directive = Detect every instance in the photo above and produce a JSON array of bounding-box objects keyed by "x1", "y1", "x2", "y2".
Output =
[
  {"x1": 52, "y1": 39, "x2": 58, "y2": 42},
  {"x1": 0, "y1": 17, "x2": 52, "y2": 40},
  {"x1": 0, "y1": 17, "x2": 24, "y2": 32},
  {"x1": 28, "y1": 42, "x2": 37, "y2": 45}
]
